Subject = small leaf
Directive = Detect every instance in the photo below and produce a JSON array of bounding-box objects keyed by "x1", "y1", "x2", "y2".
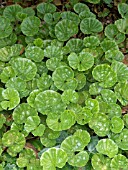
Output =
[
  {"x1": 115, "y1": 18, "x2": 128, "y2": 34},
  {"x1": 80, "y1": 18, "x2": 103, "y2": 34},
  {"x1": 85, "y1": 98, "x2": 99, "y2": 114},
  {"x1": 101, "y1": 89, "x2": 117, "y2": 103},
  {"x1": 101, "y1": 39, "x2": 118, "y2": 52},
  {"x1": 32, "y1": 124, "x2": 46, "y2": 137},
  {"x1": 61, "y1": 11, "x2": 80, "y2": 25},
  {"x1": 96, "y1": 139, "x2": 118, "y2": 158}
]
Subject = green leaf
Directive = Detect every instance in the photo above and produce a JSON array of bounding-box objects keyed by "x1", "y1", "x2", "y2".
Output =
[
  {"x1": 37, "y1": 2, "x2": 56, "y2": 14},
  {"x1": 89, "y1": 82, "x2": 103, "y2": 95},
  {"x1": 5, "y1": 77, "x2": 26, "y2": 93},
  {"x1": 76, "y1": 107, "x2": 93, "y2": 125},
  {"x1": 87, "y1": 136, "x2": 99, "y2": 153},
  {"x1": 40, "y1": 148, "x2": 68, "y2": 169},
  {"x1": 89, "y1": 113, "x2": 110, "y2": 137},
  {"x1": 61, "y1": 11, "x2": 80, "y2": 25},
  {"x1": 32, "y1": 124, "x2": 46, "y2": 137},
  {"x1": 0, "y1": 33, "x2": 17, "y2": 48},
  {"x1": 111, "y1": 60, "x2": 128, "y2": 82},
  {"x1": 66, "y1": 38, "x2": 84, "y2": 53},
  {"x1": 110, "y1": 154, "x2": 128, "y2": 170},
  {"x1": 35, "y1": 90, "x2": 66, "y2": 115},
  {"x1": 37, "y1": 73, "x2": 52, "y2": 90},
  {"x1": 86, "y1": 0, "x2": 100, "y2": 4},
  {"x1": 11, "y1": 57, "x2": 37, "y2": 81},
  {"x1": 92, "y1": 64, "x2": 117, "y2": 88},
  {"x1": 46, "y1": 58, "x2": 66, "y2": 71},
  {"x1": 118, "y1": 3, "x2": 128, "y2": 18},
  {"x1": 91, "y1": 153, "x2": 111, "y2": 170},
  {"x1": 0, "y1": 46, "x2": 11, "y2": 62},
  {"x1": 105, "y1": 24, "x2": 125, "y2": 44},
  {"x1": 2, "y1": 130, "x2": 25, "y2": 156},
  {"x1": 3, "y1": 4, "x2": 23, "y2": 21},
  {"x1": 44, "y1": 45, "x2": 63, "y2": 60},
  {"x1": 96, "y1": 139, "x2": 118, "y2": 158},
  {"x1": 68, "y1": 52, "x2": 94, "y2": 71},
  {"x1": 123, "y1": 114, "x2": 128, "y2": 128},
  {"x1": 0, "y1": 114, "x2": 6, "y2": 129},
  {"x1": 21, "y1": 16, "x2": 41, "y2": 36},
  {"x1": 0, "y1": 16, "x2": 13, "y2": 39},
  {"x1": 75, "y1": 73, "x2": 86, "y2": 90},
  {"x1": 13, "y1": 103, "x2": 38, "y2": 124},
  {"x1": 115, "y1": 18, "x2": 128, "y2": 34},
  {"x1": 110, "y1": 116, "x2": 124, "y2": 133},
  {"x1": 101, "y1": 89, "x2": 117, "y2": 103},
  {"x1": 52, "y1": 66, "x2": 77, "y2": 91},
  {"x1": 80, "y1": 18, "x2": 103, "y2": 34},
  {"x1": 55, "y1": 19, "x2": 78, "y2": 41},
  {"x1": 100, "y1": 39, "x2": 118, "y2": 52},
  {"x1": 79, "y1": 10, "x2": 96, "y2": 20},
  {"x1": 105, "y1": 49, "x2": 124, "y2": 62},
  {"x1": 85, "y1": 98, "x2": 99, "y2": 114},
  {"x1": 24, "y1": 116, "x2": 40, "y2": 133},
  {"x1": 1, "y1": 88, "x2": 20, "y2": 110},
  {"x1": 25, "y1": 46, "x2": 44, "y2": 62},
  {"x1": 73, "y1": 3, "x2": 90, "y2": 14},
  {"x1": 114, "y1": 128, "x2": 128, "y2": 150},
  {"x1": 61, "y1": 89, "x2": 79, "y2": 104},
  {"x1": 107, "y1": 103, "x2": 122, "y2": 118},
  {"x1": 46, "y1": 110, "x2": 76, "y2": 131},
  {"x1": 83, "y1": 36, "x2": 100, "y2": 48}
]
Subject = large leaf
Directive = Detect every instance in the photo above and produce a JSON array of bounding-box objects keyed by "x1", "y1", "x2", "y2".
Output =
[
  {"x1": 96, "y1": 139, "x2": 118, "y2": 158},
  {"x1": 35, "y1": 90, "x2": 66, "y2": 115},
  {"x1": 68, "y1": 52, "x2": 94, "y2": 71},
  {"x1": 1, "y1": 88, "x2": 20, "y2": 110},
  {"x1": 55, "y1": 19, "x2": 78, "y2": 41},
  {"x1": 80, "y1": 18, "x2": 103, "y2": 34},
  {"x1": 40, "y1": 148, "x2": 67, "y2": 169},
  {"x1": 11, "y1": 57, "x2": 37, "y2": 81},
  {"x1": 37, "y1": 2, "x2": 56, "y2": 14},
  {"x1": 92, "y1": 64, "x2": 117, "y2": 88},
  {"x1": 3, "y1": 4, "x2": 23, "y2": 21},
  {"x1": 0, "y1": 16, "x2": 13, "y2": 39},
  {"x1": 21, "y1": 16, "x2": 41, "y2": 36},
  {"x1": 52, "y1": 66, "x2": 77, "y2": 91}
]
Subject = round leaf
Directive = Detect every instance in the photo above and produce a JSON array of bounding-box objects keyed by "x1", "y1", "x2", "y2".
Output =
[
  {"x1": 85, "y1": 98, "x2": 99, "y2": 114},
  {"x1": 37, "y1": 2, "x2": 56, "y2": 14},
  {"x1": 83, "y1": 36, "x2": 100, "y2": 48},
  {"x1": 1, "y1": 88, "x2": 20, "y2": 110},
  {"x1": 3, "y1": 4, "x2": 23, "y2": 21},
  {"x1": 55, "y1": 19, "x2": 78, "y2": 41},
  {"x1": 68, "y1": 52, "x2": 94, "y2": 71},
  {"x1": 40, "y1": 148, "x2": 67, "y2": 169},
  {"x1": 101, "y1": 89, "x2": 117, "y2": 103},
  {"x1": 92, "y1": 64, "x2": 117, "y2": 88},
  {"x1": 25, "y1": 46, "x2": 44, "y2": 62},
  {"x1": 13, "y1": 103, "x2": 38, "y2": 124},
  {"x1": 0, "y1": 16, "x2": 13, "y2": 39},
  {"x1": 11, "y1": 57, "x2": 37, "y2": 81},
  {"x1": 96, "y1": 139, "x2": 118, "y2": 158},
  {"x1": 73, "y1": 3, "x2": 90, "y2": 14},
  {"x1": 80, "y1": 18, "x2": 103, "y2": 34},
  {"x1": 110, "y1": 154, "x2": 128, "y2": 170},
  {"x1": 21, "y1": 16, "x2": 41, "y2": 36},
  {"x1": 105, "y1": 49, "x2": 124, "y2": 62},
  {"x1": 35, "y1": 90, "x2": 66, "y2": 115},
  {"x1": 110, "y1": 116, "x2": 124, "y2": 133}
]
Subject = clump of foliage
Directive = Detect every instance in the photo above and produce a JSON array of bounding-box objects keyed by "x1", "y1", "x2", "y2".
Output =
[{"x1": 0, "y1": 0, "x2": 128, "y2": 169}]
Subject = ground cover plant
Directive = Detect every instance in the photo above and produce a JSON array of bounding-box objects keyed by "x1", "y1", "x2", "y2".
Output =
[{"x1": 0, "y1": 0, "x2": 128, "y2": 169}]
